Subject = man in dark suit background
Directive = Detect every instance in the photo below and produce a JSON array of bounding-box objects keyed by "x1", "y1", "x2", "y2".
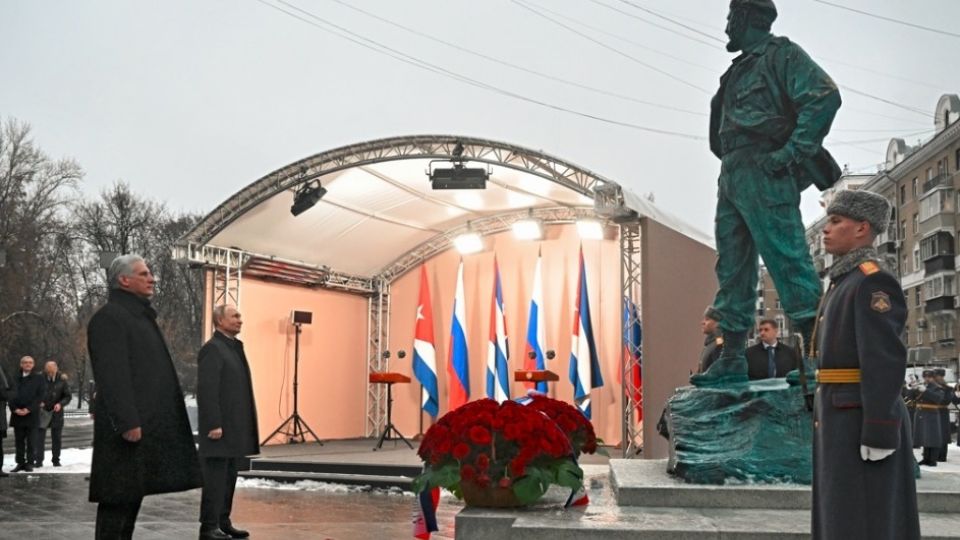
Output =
[
  {"x1": 196, "y1": 304, "x2": 260, "y2": 540},
  {"x1": 36, "y1": 359, "x2": 72, "y2": 467},
  {"x1": 8, "y1": 356, "x2": 44, "y2": 472},
  {"x1": 745, "y1": 319, "x2": 799, "y2": 380}
]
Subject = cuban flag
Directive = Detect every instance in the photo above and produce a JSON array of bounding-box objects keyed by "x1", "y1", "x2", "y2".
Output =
[
  {"x1": 447, "y1": 260, "x2": 470, "y2": 411},
  {"x1": 569, "y1": 247, "x2": 604, "y2": 419},
  {"x1": 524, "y1": 251, "x2": 547, "y2": 392},
  {"x1": 412, "y1": 266, "x2": 439, "y2": 418},
  {"x1": 624, "y1": 296, "x2": 643, "y2": 422},
  {"x1": 486, "y1": 257, "x2": 511, "y2": 403}
]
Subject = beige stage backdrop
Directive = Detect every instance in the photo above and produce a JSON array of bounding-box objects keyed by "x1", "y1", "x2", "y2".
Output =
[{"x1": 205, "y1": 221, "x2": 715, "y2": 457}]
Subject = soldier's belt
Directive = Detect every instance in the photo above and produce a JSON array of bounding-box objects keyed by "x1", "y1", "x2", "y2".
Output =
[
  {"x1": 815, "y1": 369, "x2": 861, "y2": 384},
  {"x1": 916, "y1": 404, "x2": 947, "y2": 410}
]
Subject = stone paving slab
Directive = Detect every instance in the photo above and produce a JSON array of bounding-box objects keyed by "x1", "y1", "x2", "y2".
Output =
[{"x1": 611, "y1": 458, "x2": 960, "y2": 512}]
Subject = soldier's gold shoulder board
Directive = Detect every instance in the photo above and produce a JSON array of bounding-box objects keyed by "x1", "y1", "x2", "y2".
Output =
[
  {"x1": 871, "y1": 291, "x2": 891, "y2": 313},
  {"x1": 716, "y1": 337, "x2": 724, "y2": 346},
  {"x1": 859, "y1": 261, "x2": 880, "y2": 275}
]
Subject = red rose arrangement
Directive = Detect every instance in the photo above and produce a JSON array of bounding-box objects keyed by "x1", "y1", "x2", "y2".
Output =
[
  {"x1": 413, "y1": 398, "x2": 584, "y2": 505},
  {"x1": 524, "y1": 395, "x2": 604, "y2": 458}
]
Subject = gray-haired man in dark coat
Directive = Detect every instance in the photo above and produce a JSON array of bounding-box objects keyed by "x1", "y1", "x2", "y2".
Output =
[
  {"x1": 812, "y1": 190, "x2": 920, "y2": 540},
  {"x1": 196, "y1": 304, "x2": 260, "y2": 540}
]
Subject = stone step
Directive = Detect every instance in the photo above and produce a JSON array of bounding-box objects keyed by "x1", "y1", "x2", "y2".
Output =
[
  {"x1": 611, "y1": 459, "x2": 960, "y2": 513},
  {"x1": 456, "y1": 464, "x2": 960, "y2": 540},
  {"x1": 249, "y1": 458, "x2": 422, "y2": 478},
  {"x1": 457, "y1": 507, "x2": 960, "y2": 540},
  {"x1": 239, "y1": 469, "x2": 412, "y2": 490}
]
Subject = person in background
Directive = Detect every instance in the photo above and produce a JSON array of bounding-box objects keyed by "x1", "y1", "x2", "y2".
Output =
[
  {"x1": 908, "y1": 369, "x2": 945, "y2": 467},
  {"x1": 36, "y1": 360, "x2": 72, "y2": 467},
  {"x1": 745, "y1": 319, "x2": 800, "y2": 380},
  {"x1": 0, "y1": 365, "x2": 12, "y2": 477},
  {"x1": 933, "y1": 368, "x2": 956, "y2": 462},
  {"x1": 698, "y1": 306, "x2": 724, "y2": 374},
  {"x1": 8, "y1": 356, "x2": 44, "y2": 473}
]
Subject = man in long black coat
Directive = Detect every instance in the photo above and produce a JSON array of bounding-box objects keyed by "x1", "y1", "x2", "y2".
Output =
[
  {"x1": 87, "y1": 254, "x2": 201, "y2": 539},
  {"x1": 0, "y1": 364, "x2": 13, "y2": 476},
  {"x1": 8, "y1": 356, "x2": 44, "y2": 473},
  {"x1": 812, "y1": 190, "x2": 919, "y2": 540},
  {"x1": 934, "y1": 368, "x2": 954, "y2": 462},
  {"x1": 196, "y1": 304, "x2": 260, "y2": 540},
  {"x1": 36, "y1": 360, "x2": 72, "y2": 467}
]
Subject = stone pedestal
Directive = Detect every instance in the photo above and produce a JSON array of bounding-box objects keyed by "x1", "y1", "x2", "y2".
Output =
[{"x1": 665, "y1": 378, "x2": 813, "y2": 484}]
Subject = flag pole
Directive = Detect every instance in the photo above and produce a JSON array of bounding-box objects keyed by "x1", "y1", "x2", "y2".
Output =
[{"x1": 417, "y1": 383, "x2": 425, "y2": 438}]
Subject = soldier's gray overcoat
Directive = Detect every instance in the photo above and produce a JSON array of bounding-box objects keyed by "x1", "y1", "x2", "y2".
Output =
[{"x1": 812, "y1": 259, "x2": 920, "y2": 540}]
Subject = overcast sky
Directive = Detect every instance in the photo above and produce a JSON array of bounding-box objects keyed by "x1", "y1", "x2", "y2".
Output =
[{"x1": 2, "y1": 0, "x2": 958, "y2": 236}]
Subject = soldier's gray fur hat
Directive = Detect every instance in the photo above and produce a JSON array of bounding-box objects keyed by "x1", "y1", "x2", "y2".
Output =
[
  {"x1": 826, "y1": 189, "x2": 891, "y2": 235},
  {"x1": 704, "y1": 305, "x2": 722, "y2": 321},
  {"x1": 922, "y1": 369, "x2": 935, "y2": 377},
  {"x1": 730, "y1": 0, "x2": 777, "y2": 21}
]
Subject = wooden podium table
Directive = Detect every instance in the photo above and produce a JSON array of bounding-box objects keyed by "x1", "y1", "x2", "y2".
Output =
[
  {"x1": 369, "y1": 372, "x2": 413, "y2": 450},
  {"x1": 514, "y1": 369, "x2": 559, "y2": 383}
]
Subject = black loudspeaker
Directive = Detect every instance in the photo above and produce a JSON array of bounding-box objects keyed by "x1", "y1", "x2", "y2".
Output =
[{"x1": 292, "y1": 310, "x2": 313, "y2": 325}]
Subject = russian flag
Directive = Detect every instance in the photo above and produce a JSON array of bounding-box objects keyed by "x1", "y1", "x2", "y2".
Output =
[
  {"x1": 447, "y1": 260, "x2": 469, "y2": 411},
  {"x1": 569, "y1": 247, "x2": 604, "y2": 419},
  {"x1": 486, "y1": 257, "x2": 510, "y2": 403},
  {"x1": 624, "y1": 296, "x2": 643, "y2": 422},
  {"x1": 412, "y1": 266, "x2": 439, "y2": 418},
  {"x1": 524, "y1": 251, "x2": 547, "y2": 392}
]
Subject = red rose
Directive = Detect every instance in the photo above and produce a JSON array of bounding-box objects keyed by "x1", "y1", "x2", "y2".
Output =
[
  {"x1": 509, "y1": 457, "x2": 527, "y2": 477},
  {"x1": 476, "y1": 453, "x2": 490, "y2": 470},
  {"x1": 461, "y1": 464, "x2": 477, "y2": 480},
  {"x1": 498, "y1": 477, "x2": 512, "y2": 488},
  {"x1": 469, "y1": 426, "x2": 492, "y2": 445},
  {"x1": 453, "y1": 442, "x2": 471, "y2": 460}
]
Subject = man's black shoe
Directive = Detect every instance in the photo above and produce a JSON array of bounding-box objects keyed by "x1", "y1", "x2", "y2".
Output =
[
  {"x1": 23, "y1": 465, "x2": 33, "y2": 472},
  {"x1": 198, "y1": 527, "x2": 231, "y2": 540},
  {"x1": 34, "y1": 462, "x2": 43, "y2": 468},
  {"x1": 220, "y1": 524, "x2": 250, "y2": 538},
  {"x1": 52, "y1": 461, "x2": 61, "y2": 467},
  {"x1": 10, "y1": 464, "x2": 26, "y2": 473}
]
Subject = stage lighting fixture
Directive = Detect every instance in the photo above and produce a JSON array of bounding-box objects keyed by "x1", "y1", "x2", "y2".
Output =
[
  {"x1": 512, "y1": 216, "x2": 543, "y2": 240},
  {"x1": 429, "y1": 164, "x2": 489, "y2": 190},
  {"x1": 454, "y1": 231, "x2": 483, "y2": 254},
  {"x1": 576, "y1": 219, "x2": 605, "y2": 240},
  {"x1": 290, "y1": 183, "x2": 327, "y2": 216}
]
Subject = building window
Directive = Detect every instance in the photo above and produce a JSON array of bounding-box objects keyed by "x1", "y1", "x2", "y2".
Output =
[
  {"x1": 930, "y1": 324, "x2": 937, "y2": 343},
  {"x1": 913, "y1": 177, "x2": 919, "y2": 198},
  {"x1": 913, "y1": 247, "x2": 921, "y2": 271},
  {"x1": 955, "y1": 148, "x2": 960, "y2": 171},
  {"x1": 927, "y1": 167, "x2": 934, "y2": 181},
  {"x1": 919, "y1": 189, "x2": 956, "y2": 221},
  {"x1": 913, "y1": 213, "x2": 919, "y2": 235},
  {"x1": 900, "y1": 185, "x2": 906, "y2": 204},
  {"x1": 915, "y1": 287, "x2": 922, "y2": 307},
  {"x1": 924, "y1": 274, "x2": 955, "y2": 299},
  {"x1": 775, "y1": 299, "x2": 781, "y2": 310},
  {"x1": 918, "y1": 326, "x2": 924, "y2": 344},
  {"x1": 900, "y1": 220, "x2": 906, "y2": 240}
]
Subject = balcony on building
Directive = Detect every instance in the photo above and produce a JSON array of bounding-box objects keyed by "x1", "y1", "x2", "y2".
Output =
[
  {"x1": 875, "y1": 228, "x2": 898, "y2": 255},
  {"x1": 920, "y1": 231, "x2": 955, "y2": 274},
  {"x1": 923, "y1": 272, "x2": 956, "y2": 315},
  {"x1": 921, "y1": 172, "x2": 952, "y2": 195},
  {"x1": 918, "y1": 186, "x2": 956, "y2": 237}
]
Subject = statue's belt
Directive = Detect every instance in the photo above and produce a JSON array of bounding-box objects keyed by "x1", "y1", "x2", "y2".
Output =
[
  {"x1": 815, "y1": 368, "x2": 860, "y2": 384},
  {"x1": 719, "y1": 133, "x2": 781, "y2": 155},
  {"x1": 916, "y1": 403, "x2": 947, "y2": 410}
]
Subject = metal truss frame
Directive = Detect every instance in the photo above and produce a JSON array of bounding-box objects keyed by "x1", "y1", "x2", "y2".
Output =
[
  {"x1": 174, "y1": 136, "x2": 652, "y2": 454},
  {"x1": 618, "y1": 221, "x2": 643, "y2": 457},
  {"x1": 365, "y1": 280, "x2": 391, "y2": 437}
]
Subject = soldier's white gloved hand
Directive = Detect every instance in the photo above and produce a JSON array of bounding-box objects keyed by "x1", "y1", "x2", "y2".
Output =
[{"x1": 860, "y1": 445, "x2": 895, "y2": 461}]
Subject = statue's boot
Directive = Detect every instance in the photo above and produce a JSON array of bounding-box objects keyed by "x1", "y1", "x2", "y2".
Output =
[
  {"x1": 786, "y1": 317, "x2": 817, "y2": 387},
  {"x1": 690, "y1": 331, "x2": 748, "y2": 387}
]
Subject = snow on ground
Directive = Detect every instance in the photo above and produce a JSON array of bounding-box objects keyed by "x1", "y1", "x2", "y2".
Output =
[
  {"x1": 236, "y1": 477, "x2": 413, "y2": 496},
  {"x1": 2, "y1": 446, "x2": 92, "y2": 474}
]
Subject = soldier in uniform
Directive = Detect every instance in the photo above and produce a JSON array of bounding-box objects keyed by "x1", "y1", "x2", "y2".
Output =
[
  {"x1": 812, "y1": 190, "x2": 920, "y2": 540},
  {"x1": 694, "y1": 0, "x2": 842, "y2": 386},
  {"x1": 933, "y1": 368, "x2": 954, "y2": 461},
  {"x1": 908, "y1": 369, "x2": 945, "y2": 466},
  {"x1": 698, "y1": 306, "x2": 724, "y2": 374}
]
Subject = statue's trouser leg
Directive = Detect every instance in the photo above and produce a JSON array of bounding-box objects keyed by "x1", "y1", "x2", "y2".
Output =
[{"x1": 701, "y1": 154, "x2": 821, "y2": 386}]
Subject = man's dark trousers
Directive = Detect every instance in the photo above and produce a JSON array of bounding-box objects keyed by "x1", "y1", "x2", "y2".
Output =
[
  {"x1": 13, "y1": 425, "x2": 37, "y2": 467},
  {"x1": 201, "y1": 457, "x2": 239, "y2": 529},
  {"x1": 95, "y1": 498, "x2": 143, "y2": 540},
  {"x1": 35, "y1": 423, "x2": 63, "y2": 465}
]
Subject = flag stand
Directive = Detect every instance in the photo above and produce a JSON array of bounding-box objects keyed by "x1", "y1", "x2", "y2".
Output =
[{"x1": 262, "y1": 322, "x2": 322, "y2": 445}]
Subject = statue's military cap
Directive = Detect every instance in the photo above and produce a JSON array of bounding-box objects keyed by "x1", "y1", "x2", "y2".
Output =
[
  {"x1": 730, "y1": 0, "x2": 777, "y2": 20},
  {"x1": 704, "y1": 305, "x2": 722, "y2": 321},
  {"x1": 826, "y1": 189, "x2": 892, "y2": 235}
]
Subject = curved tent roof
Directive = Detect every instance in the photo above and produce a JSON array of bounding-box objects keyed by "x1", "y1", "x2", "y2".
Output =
[{"x1": 178, "y1": 135, "x2": 711, "y2": 286}]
